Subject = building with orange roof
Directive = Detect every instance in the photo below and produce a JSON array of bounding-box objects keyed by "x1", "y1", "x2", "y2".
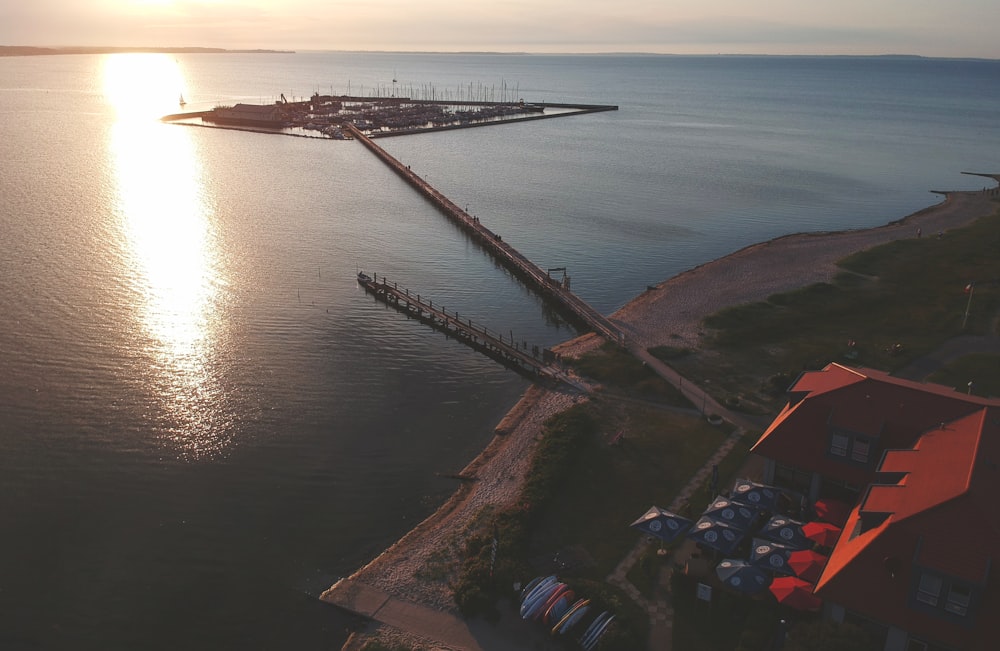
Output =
[{"x1": 750, "y1": 363, "x2": 1000, "y2": 650}]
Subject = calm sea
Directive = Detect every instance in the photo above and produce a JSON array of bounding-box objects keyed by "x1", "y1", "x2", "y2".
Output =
[{"x1": 1, "y1": 52, "x2": 998, "y2": 649}]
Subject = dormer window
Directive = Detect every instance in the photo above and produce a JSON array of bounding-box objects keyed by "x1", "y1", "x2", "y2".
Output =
[
  {"x1": 831, "y1": 433, "x2": 849, "y2": 456},
  {"x1": 912, "y1": 569, "x2": 977, "y2": 621},
  {"x1": 916, "y1": 573, "x2": 942, "y2": 606},
  {"x1": 945, "y1": 583, "x2": 972, "y2": 616},
  {"x1": 852, "y1": 436, "x2": 871, "y2": 463},
  {"x1": 827, "y1": 429, "x2": 874, "y2": 465}
]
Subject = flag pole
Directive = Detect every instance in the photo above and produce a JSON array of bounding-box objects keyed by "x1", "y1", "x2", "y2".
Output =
[{"x1": 962, "y1": 283, "x2": 975, "y2": 329}]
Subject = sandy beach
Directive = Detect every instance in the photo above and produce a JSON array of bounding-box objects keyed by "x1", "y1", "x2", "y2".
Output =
[{"x1": 327, "y1": 180, "x2": 998, "y2": 648}]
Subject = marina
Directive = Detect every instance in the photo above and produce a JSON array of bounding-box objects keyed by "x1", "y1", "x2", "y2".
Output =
[{"x1": 162, "y1": 94, "x2": 618, "y2": 139}]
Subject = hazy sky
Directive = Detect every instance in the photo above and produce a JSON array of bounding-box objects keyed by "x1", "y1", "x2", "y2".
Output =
[{"x1": 2, "y1": 0, "x2": 998, "y2": 58}]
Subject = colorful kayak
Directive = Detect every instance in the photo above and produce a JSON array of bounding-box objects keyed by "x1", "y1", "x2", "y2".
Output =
[
  {"x1": 521, "y1": 579, "x2": 561, "y2": 619},
  {"x1": 584, "y1": 614, "x2": 615, "y2": 650},
  {"x1": 580, "y1": 610, "x2": 610, "y2": 649},
  {"x1": 543, "y1": 589, "x2": 575, "y2": 625},
  {"x1": 551, "y1": 598, "x2": 589, "y2": 635},
  {"x1": 519, "y1": 575, "x2": 557, "y2": 617},
  {"x1": 533, "y1": 583, "x2": 569, "y2": 621}
]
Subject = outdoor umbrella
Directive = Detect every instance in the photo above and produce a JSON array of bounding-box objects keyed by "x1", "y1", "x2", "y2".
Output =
[
  {"x1": 702, "y1": 495, "x2": 760, "y2": 531},
  {"x1": 630, "y1": 506, "x2": 694, "y2": 544},
  {"x1": 812, "y1": 497, "x2": 852, "y2": 527},
  {"x1": 750, "y1": 538, "x2": 795, "y2": 575},
  {"x1": 730, "y1": 478, "x2": 781, "y2": 512},
  {"x1": 802, "y1": 521, "x2": 843, "y2": 548},
  {"x1": 715, "y1": 559, "x2": 772, "y2": 595},
  {"x1": 787, "y1": 550, "x2": 828, "y2": 584},
  {"x1": 758, "y1": 515, "x2": 811, "y2": 550},
  {"x1": 687, "y1": 516, "x2": 746, "y2": 556},
  {"x1": 769, "y1": 576, "x2": 822, "y2": 611}
]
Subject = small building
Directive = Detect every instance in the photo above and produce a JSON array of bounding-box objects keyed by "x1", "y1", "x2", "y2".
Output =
[
  {"x1": 751, "y1": 363, "x2": 1000, "y2": 650},
  {"x1": 205, "y1": 103, "x2": 286, "y2": 128}
]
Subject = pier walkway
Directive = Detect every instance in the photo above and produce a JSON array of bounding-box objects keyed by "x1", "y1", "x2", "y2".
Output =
[
  {"x1": 357, "y1": 272, "x2": 585, "y2": 390},
  {"x1": 346, "y1": 123, "x2": 624, "y2": 346}
]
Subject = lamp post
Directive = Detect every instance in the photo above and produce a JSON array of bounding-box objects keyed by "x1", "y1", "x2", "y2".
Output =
[{"x1": 968, "y1": 381, "x2": 974, "y2": 395}]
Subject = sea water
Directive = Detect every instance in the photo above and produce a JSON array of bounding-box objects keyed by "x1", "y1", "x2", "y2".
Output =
[{"x1": 1, "y1": 52, "x2": 998, "y2": 649}]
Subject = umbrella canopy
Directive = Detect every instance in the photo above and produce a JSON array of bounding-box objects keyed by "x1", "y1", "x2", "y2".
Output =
[
  {"x1": 750, "y1": 538, "x2": 795, "y2": 575},
  {"x1": 758, "y1": 515, "x2": 812, "y2": 550},
  {"x1": 802, "y1": 521, "x2": 843, "y2": 548},
  {"x1": 730, "y1": 478, "x2": 781, "y2": 512},
  {"x1": 702, "y1": 495, "x2": 760, "y2": 531},
  {"x1": 787, "y1": 550, "x2": 828, "y2": 584},
  {"x1": 769, "y1": 576, "x2": 823, "y2": 611},
  {"x1": 630, "y1": 506, "x2": 694, "y2": 544},
  {"x1": 812, "y1": 497, "x2": 852, "y2": 527},
  {"x1": 715, "y1": 559, "x2": 772, "y2": 594},
  {"x1": 687, "y1": 516, "x2": 746, "y2": 556}
]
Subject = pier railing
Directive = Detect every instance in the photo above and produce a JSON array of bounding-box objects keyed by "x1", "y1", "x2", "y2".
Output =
[
  {"x1": 357, "y1": 273, "x2": 584, "y2": 389},
  {"x1": 346, "y1": 123, "x2": 624, "y2": 346}
]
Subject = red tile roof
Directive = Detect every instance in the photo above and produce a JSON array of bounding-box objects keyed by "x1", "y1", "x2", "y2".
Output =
[
  {"x1": 751, "y1": 363, "x2": 1000, "y2": 648},
  {"x1": 751, "y1": 363, "x2": 998, "y2": 487},
  {"x1": 809, "y1": 400, "x2": 1000, "y2": 648}
]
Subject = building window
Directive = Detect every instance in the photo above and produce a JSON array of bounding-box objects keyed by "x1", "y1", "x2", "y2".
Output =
[
  {"x1": 831, "y1": 433, "x2": 849, "y2": 456},
  {"x1": 851, "y1": 436, "x2": 870, "y2": 463},
  {"x1": 945, "y1": 583, "x2": 971, "y2": 616},
  {"x1": 916, "y1": 573, "x2": 942, "y2": 606}
]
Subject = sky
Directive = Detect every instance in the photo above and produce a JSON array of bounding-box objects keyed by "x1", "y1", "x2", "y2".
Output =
[{"x1": 2, "y1": 0, "x2": 998, "y2": 59}]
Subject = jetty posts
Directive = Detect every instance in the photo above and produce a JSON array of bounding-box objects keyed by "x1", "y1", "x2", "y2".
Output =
[
  {"x1": 357, "y1": 272, "x2": 585, "y2": 389},
  {"x1": 346, "y1": 123, "x2": 625, "y2": 347}
]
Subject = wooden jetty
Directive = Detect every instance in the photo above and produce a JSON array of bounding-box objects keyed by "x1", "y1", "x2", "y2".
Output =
[
  {"x1": 357, "y1": 272, "x2": 584, "y2": 389},
  {"x1": 346, "y1": 123, "x2": 624, "y2": 346}
]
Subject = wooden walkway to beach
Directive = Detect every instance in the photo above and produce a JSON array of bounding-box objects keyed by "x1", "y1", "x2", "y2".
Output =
[
  {"x1": 346, "y1": 123, "x2": 625, "y2": 346},
  {"x1": 357, "y1": 272, "x2": 584, "y2": 389}
]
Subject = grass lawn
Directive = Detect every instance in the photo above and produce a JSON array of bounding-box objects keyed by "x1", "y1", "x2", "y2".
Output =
[{"x1": 528, "y1": 400, "x2": 735, "y2": 575}]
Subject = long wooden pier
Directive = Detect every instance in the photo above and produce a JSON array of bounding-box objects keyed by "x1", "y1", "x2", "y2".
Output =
[
  {"x1": 357, "y1": 272, "x2": 584, "y2": 389},
  {"x1": 346, "y1": 123, "x2": 624, "y2": 346}
]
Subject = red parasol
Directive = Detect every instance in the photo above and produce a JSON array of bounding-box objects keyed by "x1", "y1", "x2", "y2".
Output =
[
  {"x1": 769, "y1": 576, "x2": 823, "y2": 611},
  {"x1": 812, "y1": 497, "x2": 852, "y2": 527},
  {"x1": 787, "y1": 549, "x2": 828, "y2": 583},
  {"x1": 802, "y1": 521, "x2": 843, "y2": 547}
]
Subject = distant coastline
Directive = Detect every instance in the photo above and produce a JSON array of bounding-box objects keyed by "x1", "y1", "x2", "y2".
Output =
[{"x1": 0, "y1": 46, "x2": 294, "y2": 57}]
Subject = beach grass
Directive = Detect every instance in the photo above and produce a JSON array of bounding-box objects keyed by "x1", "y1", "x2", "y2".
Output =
[
  {"x1": 569, "y1": 342, "x2": 692, "y2": 406},
  {"x1": 668, "y1": 208, "x2": 1000, "y2": 403}
]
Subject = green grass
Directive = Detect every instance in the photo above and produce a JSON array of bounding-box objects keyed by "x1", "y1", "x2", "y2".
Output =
[
  {"x1": 666, "y1": 207, "x2": 1000, "y2": 404},
  {"x1": 570, "y1": 342, "x2": 692, "y2": 406},
  {"x1": 928, "y1": 353, "x2": 1000, "y2": 398},
  {"x1": 529, "y1": 402, "x2": 734, "y2": 574}
]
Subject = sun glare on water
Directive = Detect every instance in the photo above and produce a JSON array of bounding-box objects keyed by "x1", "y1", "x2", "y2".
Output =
[{"x1": 103, "y1": 53, "x2": 231, "y2": 457}]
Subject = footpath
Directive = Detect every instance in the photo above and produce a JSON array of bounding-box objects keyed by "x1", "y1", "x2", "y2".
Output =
[
  {"x1": 606, "y1": 349, "x2": 768, "y2": 651},
  {"x1": 329, "y1": 348, "x2": 768, "y2": 651}
]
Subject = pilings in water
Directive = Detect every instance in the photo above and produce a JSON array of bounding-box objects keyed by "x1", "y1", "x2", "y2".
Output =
[
  {"x1": 357, "y1": 272, "x2": 580, "y2": 387},
  {"x1": 346, "y1": 123, "x2": 624, "y2": 346}
]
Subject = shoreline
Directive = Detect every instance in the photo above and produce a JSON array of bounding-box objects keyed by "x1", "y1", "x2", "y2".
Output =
[{"x1": 323, "y1": 177, "x2": 999, "y2": 644}]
